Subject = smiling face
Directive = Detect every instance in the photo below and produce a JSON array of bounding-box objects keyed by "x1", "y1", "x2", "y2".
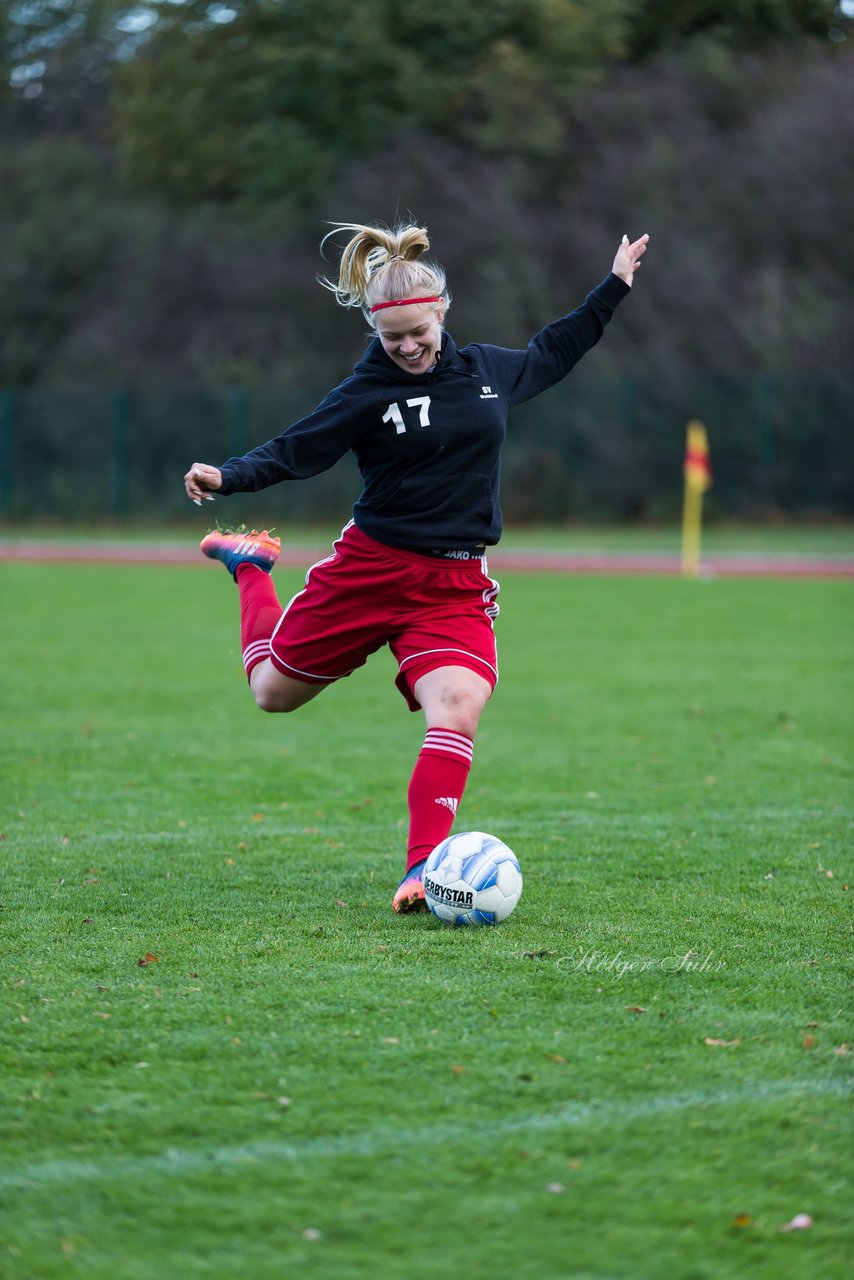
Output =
[{"x1": 374, "y1": 301, "x2": 446, "y2": 376}]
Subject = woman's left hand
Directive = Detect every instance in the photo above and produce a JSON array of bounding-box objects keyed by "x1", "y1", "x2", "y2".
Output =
[{"x1": 612, "y1": 233, "x2": 649, "y2": 287}]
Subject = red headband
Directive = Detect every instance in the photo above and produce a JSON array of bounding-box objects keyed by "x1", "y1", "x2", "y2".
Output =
[{"x1": 369, "y1": 296, "x2": 442, "y2": 314}]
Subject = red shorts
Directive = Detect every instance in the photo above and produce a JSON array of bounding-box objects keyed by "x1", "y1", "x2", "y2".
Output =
[{"x1": 269, "y1": 522, "x2": 501, "y2": 711}]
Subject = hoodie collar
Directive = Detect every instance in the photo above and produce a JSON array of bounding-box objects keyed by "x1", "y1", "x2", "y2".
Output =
[{"x1": 355, "y1": 331, "x2": 466, "y2": 382}]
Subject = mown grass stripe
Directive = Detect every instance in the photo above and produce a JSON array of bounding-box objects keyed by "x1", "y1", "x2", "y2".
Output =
[{"x1": 3, "y1": 1077, "x2": 848, "y2": 1192}]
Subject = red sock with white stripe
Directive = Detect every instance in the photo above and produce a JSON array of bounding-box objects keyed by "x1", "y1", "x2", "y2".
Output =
[
  {"x1": 235, "y1": 563, "x2": 283, "y2": 680},
  {"x1": 406, "y1": 728, "x2": 474, "y2": 871}
]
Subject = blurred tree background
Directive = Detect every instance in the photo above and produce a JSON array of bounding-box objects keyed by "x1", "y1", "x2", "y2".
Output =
[{"x1": 1, "y1": 0, "x2": 852, "y2": 521}]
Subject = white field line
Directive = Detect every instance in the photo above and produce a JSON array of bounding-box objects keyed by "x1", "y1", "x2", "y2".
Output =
[
  {"x1": 8, "y1": 805, "x2": 850, "y2": 850},
  {"x1": 1, "y1": 1077, "x2": 848, "y2": 1192}
]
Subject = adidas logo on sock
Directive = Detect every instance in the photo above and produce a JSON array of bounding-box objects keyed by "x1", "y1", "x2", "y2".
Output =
[{"x1": 435, "y1": 796, "x2": 458, "y2": 814}]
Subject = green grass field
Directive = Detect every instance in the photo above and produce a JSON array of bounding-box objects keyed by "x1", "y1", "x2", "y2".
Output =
[{"x1": 1, "y1": 555, "x2": 851, "y2": 1279}]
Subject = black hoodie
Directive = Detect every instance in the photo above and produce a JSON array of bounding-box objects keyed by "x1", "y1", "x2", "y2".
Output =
[{"x1": 217, "y1": 272, "x2": 630, "y2": 550}]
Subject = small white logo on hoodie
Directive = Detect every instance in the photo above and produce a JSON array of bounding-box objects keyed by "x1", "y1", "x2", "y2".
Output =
[{"x1": 480, "y1": 385, "x2": 499, "y2": 400}]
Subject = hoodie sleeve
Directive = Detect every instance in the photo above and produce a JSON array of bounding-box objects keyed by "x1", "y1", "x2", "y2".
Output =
[
  {"x1": 472, "y1": 273, "x2": 630, "y2": 409},
  {"x1": 217, "y1": 379, "x2": 372, "y2": 495}
]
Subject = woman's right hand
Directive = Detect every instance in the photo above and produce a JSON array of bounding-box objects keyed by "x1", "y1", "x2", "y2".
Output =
[{"x1": 184, "y1": 463, "x2": 222, "y2": 505}]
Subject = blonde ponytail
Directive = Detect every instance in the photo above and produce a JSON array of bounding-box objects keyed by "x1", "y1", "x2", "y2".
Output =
[{"x1": 319, "y1": 221, "x2": 450, "y2": 326}]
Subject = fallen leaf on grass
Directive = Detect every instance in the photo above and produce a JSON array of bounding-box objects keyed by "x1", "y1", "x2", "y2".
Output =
[
  {"x1": 832, "y1": 1044, "x2": 850, "y2": 1056},
  {"x1": 382, "y1": 1037, "x2": 400, "y2": 1045},
  {"x1": 93, "y1": 1012, "x2": 111, "y2": 1019},
  {"x1": 523, "y1": 950, "x2": 557, "y2": 959},
  {"x1": 779, "y1": 1213, "x2": 813, "y2": 1232},
  {"x1": 625, "y1": 1006, "x2": 648, "y2": 1014},
  {"x1": 802, "y1": 1035, "x2": 816, "y2": 1049},
  {"x1": 546, "y1": 1053, "x2": 567, "y2": 1063},
  {"x1": 732, "y1": 1213, "x2": 754, "y2": 1229},
  {"x1": 137, "y1": 952, "x2": 160, "y2": 967},
  {"x1": 451, "y1": 1063, "x2": 465, "y2": 1074},
  {"x1": 704, "y1": 1037, "x2": 741, "y2": 1048}
]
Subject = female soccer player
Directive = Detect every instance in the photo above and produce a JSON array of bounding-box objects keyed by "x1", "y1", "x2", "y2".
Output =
[{"x1": 184, "y1": 222, "x2": 649, "y2": 912}]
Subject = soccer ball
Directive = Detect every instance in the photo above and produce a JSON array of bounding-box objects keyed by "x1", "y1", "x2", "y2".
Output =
[{"x1": 423, "y1": 831, "x2": 522, "y2": 927}]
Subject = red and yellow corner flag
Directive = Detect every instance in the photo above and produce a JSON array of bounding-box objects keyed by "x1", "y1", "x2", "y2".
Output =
[{"x1": 682, "y1": 420, "x2": 711, "y2": 578}]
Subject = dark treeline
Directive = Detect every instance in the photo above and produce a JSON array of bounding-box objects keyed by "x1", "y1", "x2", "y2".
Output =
[{"x1": 2, "y1": 1, "x2": 852, "y2": 518}]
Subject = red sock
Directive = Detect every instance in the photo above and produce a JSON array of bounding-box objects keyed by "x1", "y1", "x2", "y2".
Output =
[
  {"x1": 235, "y1": 563, "x2": 283, "y2": 680},
  {"x1": 406, "y1": 728, "x2": 474, "y2": 871}
]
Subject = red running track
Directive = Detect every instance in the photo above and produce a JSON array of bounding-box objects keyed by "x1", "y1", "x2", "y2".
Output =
[{"x1": 1, "y1": 540, "x2": 852, "y2": 579}]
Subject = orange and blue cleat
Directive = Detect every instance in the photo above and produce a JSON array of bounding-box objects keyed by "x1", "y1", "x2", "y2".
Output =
[
  {"x1": 392, "y1": 858, "x2": 430, "y2": 914},
  {"x1": 200, "y1": 528, "x2": 281, "y2": 580}
]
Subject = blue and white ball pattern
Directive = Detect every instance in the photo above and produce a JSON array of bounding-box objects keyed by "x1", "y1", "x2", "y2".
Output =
[{"x1": 423, "y1": 831, "x2": 522, "y2": 926}]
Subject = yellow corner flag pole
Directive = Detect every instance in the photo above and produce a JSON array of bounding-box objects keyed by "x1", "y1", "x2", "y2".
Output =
[{"x1": 681, "y1": 420, "x2": 712, "y2": 578}]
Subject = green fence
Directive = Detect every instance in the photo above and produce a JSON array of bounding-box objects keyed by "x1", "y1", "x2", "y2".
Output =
[{"x1": 0, "y1": 375, "x2": 851, "y2": 523}]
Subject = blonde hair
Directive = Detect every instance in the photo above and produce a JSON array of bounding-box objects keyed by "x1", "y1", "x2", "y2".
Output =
[{"x1": 319, "y1": 221, "x2": 450, "y2": 327}]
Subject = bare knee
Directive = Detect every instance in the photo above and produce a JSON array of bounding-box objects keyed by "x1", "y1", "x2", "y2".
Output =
[
  {"x1": 415, "y1": 667, "x2": 492, "y2": 739},
  {"x1": 250, "y1": 664, "x2": 323, "y2": 713},
  {"x1": 254, "y1": 686, "x2": 295, "y2": 713},
  {"x1": 438, "y1": 690, "x2": 485, "y2": 737}
]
